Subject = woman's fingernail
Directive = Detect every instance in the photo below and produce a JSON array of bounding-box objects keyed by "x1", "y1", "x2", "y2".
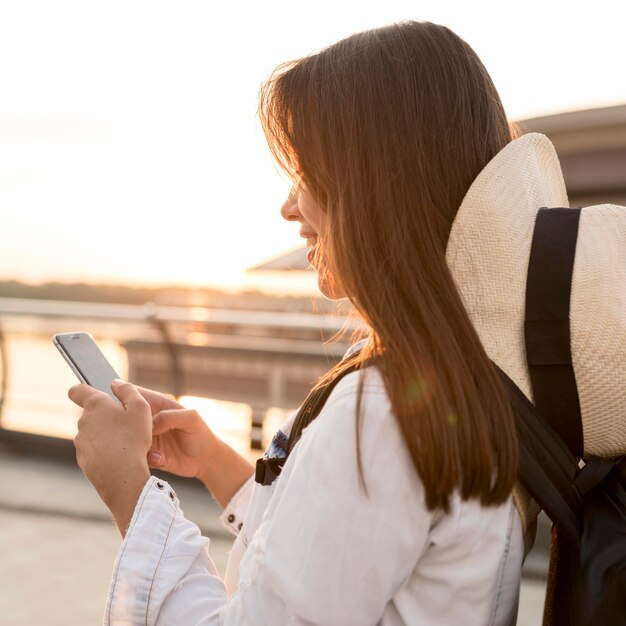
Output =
[
  {"x1": 148, "y1": 451, "x2": 164, "y2": 465},
  {"x1": 112, "y1": 378, "x2": 125, "y2": 386}
]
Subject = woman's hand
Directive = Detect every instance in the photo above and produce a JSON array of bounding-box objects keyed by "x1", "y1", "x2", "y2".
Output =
[
  {"x1": 71, "y1": 379, "x2": 254, "y2": 518},
  {"x1": 132, "y1": 386, "x2": 219, "y2": 479},
  {"x1": 140, "y1": 389, "x2": 254, "y2": 507},
  {"x1": 146, "y1": 402, "x2": 218, "y2": 481},
  {"x1": 136, "y1": 386, "x2": 254, "y2": 507},
  {"x1": 69, "y1": 380, "x2": 152, "y2": 536}
]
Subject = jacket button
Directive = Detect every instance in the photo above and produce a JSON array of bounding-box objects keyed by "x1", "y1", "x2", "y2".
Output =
[
  {"x1": 238, "y1": 523, "x2": 243, "y2": 531},
  {"x1": 227, "y1": 514, "x2": 235, "y2": 523},
  {"x1": 156, "y1": 482, "x2": 164, "y2": 490},
  {"x1": 169, "y1": 490, "x2": 175, "y2": 500}
]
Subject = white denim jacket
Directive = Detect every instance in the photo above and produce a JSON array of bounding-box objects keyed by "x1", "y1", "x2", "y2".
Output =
[{"x1": 104, "y1": 366, "x2": 524, "y2": 625}]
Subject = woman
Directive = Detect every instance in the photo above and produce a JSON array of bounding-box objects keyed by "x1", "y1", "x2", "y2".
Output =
[{"x1": 69, "y1": 21, "x2": 528, "y2": 624}]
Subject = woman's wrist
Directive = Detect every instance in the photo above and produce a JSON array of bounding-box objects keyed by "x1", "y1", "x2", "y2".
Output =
[
  {"x1": 196, "y1": 437, "x2": 254, "y2": 508},
  {"x1": 103, "y1": 461, "x2": 151, "y2": 538}
]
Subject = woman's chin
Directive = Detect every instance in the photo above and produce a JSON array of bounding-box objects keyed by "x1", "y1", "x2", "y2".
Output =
[{"x1": 317, "y1": 274, "x2": 347, "y2": 301}]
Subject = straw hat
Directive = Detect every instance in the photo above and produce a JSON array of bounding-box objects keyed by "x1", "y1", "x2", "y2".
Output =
[{"x1": 446, "y1": 132, "x2": 626, "y2": 460}]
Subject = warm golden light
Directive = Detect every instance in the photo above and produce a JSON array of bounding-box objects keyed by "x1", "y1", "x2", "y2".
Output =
[
  {"x1": 1, "y1": 3, "x2": 624, "y2": 291},
  {"x1": 179, "y1": 395, "x2": 289, "y2": 463}
]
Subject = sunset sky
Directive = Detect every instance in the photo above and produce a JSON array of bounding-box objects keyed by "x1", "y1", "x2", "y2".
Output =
[{"x1": 1, "y1": 0, "x2": 625, "y2": 294}]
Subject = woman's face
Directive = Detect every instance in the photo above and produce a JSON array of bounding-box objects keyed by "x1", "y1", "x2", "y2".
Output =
[{"x1": 281, "y1": 187, "x2": 346, "y2": 300}]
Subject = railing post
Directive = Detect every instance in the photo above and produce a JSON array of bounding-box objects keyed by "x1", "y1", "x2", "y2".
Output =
[
  {"x1": 146, "y1": 305, "x2": 183, "y2": 400},
  {"x1": 250, "y1": 406, "x2": 265, "y2": 450}
]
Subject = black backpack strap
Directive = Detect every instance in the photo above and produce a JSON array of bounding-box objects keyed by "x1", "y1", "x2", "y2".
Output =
[
  {"x1": 494, "y1": 361, "x2": 583, "y2": 546},
  {"x1": 575, "y1": 456, "x2": 616, "y2": 497},
  {"x1": 286, "y1": 358, "x2": 370, "y2": 455},
  {"x1": 255, "y1": 356, "x2": 368, "y2": 486},
  {"x1": 524, "y1": 207, "x2": 584, "y2": 458}
]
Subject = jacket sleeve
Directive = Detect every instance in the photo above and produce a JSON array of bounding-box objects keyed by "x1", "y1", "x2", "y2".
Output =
[
  {"x1": 105, "y1": 477, "x2": 228, "y2": 625},
  {"x1": 105, "y1": 371, "x2": 434, "y2": 625}
]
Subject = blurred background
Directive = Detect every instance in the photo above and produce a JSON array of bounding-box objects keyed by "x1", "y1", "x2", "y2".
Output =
[{"x1": 1, "y1": 1, "x2": 625, "y2": 623}]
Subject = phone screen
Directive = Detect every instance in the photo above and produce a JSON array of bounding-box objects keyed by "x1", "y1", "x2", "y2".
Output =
[{"x1": 53, "y1": 332, "x2": 121, "y2": 402}]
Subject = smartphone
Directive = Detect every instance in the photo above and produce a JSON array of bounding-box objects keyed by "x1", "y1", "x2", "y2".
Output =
[{"x1": 53, "y1": 331, "x2": 121, "y2": 403}]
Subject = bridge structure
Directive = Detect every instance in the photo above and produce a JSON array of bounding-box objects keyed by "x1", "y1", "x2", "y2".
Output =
[
  {"x1": 522, "y1": 103, "x2": 626, "y2": 207},
  {"x1": 124, "y1": 333, "x2": 355, "y2": 449},
  {"x1": 0, "y1": 297, "x2": 359, "y2": 451}
]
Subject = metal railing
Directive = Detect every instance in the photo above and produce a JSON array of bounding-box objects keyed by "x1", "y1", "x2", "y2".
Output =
[
  {"x1": 0, "y1": 297, "x2": 359, "y2": 333},
  {"x1": 0, "y1": 296, "x2": 359, "y2": 438}
]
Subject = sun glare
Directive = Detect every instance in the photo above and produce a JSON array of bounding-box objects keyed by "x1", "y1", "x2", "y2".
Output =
[
  {"x1": 179, "y1": 395, "x2": 290, "y2": 463},
  {"x1": 1, "y1": 2, "x2": 625, "y2": 291}
]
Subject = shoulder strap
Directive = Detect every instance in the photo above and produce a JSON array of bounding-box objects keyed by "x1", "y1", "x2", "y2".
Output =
[
  {"x1": 494, "y1": 362, "x2": 583, "y2": 546},
  {"x1": 286, "y1": 357, "x2": 371, "y2": 456},
  {"x1": 524, "y1": 207, "x2": 584, "y2": 458},
  {"x1": 255, "y1": 357, "x2": 367, "y2": 486}
]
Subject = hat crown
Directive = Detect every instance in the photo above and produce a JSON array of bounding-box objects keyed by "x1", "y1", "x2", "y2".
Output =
[{"x1": 446, "y1": 133, "x2": 626, "y2": 457}]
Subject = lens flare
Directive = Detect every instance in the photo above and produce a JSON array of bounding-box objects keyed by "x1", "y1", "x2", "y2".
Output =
[
  {"x1": 400, "y1": 361, "x2": 438, "y2": 415},
  {"x1": 446, "y1": 413, "x2": 458, "y2": 426}
]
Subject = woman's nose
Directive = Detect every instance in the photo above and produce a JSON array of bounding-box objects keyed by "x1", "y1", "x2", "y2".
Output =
[{"x1": 280, "y1": 192, "x2": 300, "y2": 222}]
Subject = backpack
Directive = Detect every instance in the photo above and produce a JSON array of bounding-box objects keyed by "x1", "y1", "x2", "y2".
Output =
[
  {"x1": 515, "y1": 206, "x2": 626, "y2": 625},
  {"x1": 255, "y1": 206, "x2": 626, "y2": 626}
]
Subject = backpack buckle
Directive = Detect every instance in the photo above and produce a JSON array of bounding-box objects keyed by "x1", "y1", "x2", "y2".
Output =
[{"x1": 255, "y1": 457, "x2": 285, "y2": 486}]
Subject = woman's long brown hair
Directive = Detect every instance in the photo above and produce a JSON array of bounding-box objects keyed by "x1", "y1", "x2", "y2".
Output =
[{"x1": 259, "y1": 21, "x2": 519, "y2": 511}]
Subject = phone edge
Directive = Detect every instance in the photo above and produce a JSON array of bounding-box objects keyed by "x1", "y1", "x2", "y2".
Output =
[{"x1": 52, "y1": 333, "x2": 89, "y2": 385}]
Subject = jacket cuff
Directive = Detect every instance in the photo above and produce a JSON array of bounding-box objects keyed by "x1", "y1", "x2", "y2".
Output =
[{"x1": 219, "y1": 475, "x2": 254, "y2": 536}]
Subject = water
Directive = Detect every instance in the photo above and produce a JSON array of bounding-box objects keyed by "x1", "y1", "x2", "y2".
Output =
[
  {"x1": 2, "y1": 333, "x2": 125, "y2": 439},
  {"x1": 0, "y1": 321, "x2": 288, "y2": 463}
]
